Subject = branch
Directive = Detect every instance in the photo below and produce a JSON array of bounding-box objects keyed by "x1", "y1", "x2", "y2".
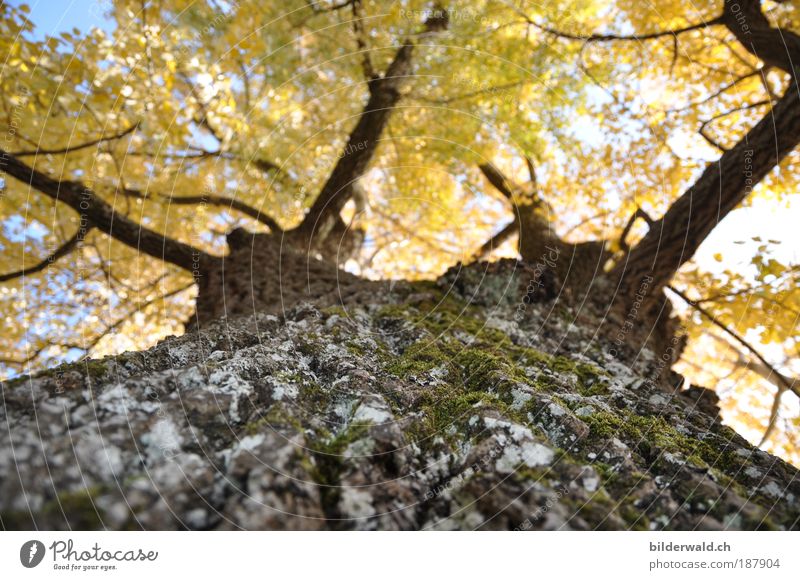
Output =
[
  {"x1": 706, "y1": 333, "x2": 792, "y2": 446},
  {"x1": 618, "y1": 207, "x2": 653, "y2": 253},
  {"x1": 300, "y1": 41, "x2": 415, "y2": 240},
  {"x1": 179, "y1": 72, "x2": 283, "y2": 176},
  {"x1": 478, "y1": 160, "x2": 540, "y2": 205},
  {"x1": 310, "y1": 0, "x2": 356, "y2": 13},
  {"x1": 527, "y1": 14, "x2": 723, "y2": 43},
  {"x1": 666, "y1": 69, "x2": 763, "y2": 112},
  {"x1": 0, "y1": 149, "x2": 213, "y2": 272},
  {"x1": 164, "y1": 193, "x2": 283, "y2": 232},
  {"x1": 414, "y1": 80, "x2": 529, "y2": 105},
  {"x1": 478, "y1": 163, "x2": 517, "y2": 199},
  {"x1": 0, "y1": 344, "x2": 52, "y2": 368},
  {"x1": 698, "y1": 126, "x2": 729, "y2": 152},
  {"x1": 524, "y1": 155, "x2": 538, "y2": 189},
  {"x1": 759, "y1": 387, "x2": 783, "y2": 447},
  {"x1": 351, "y1": 0, "x2": 377, "y2": 82},
  {"x1": 473, "y1": 219, "x2": 518, "y2": 261},
  {"x1": 71, "y1": 281, "x2": 195, "y2": 356},
  {"x1": 90, "y1": 242, "x2": 170, "y2": 294},
  {"x1": 698, "y1": 99, "x2": 773, "y2": 152},
  {"x1": 0, "y1": 227, "x2": 93, "y2": 282},
  {"x1": 667, "y1": 285, "x2": 799, "y2": 399},
  {"x1": 369, "y1": 202, "x2": 459, "y2": 255},
  {"x1": 9, "y1": 123, "x2": 140, "y2": 157}
]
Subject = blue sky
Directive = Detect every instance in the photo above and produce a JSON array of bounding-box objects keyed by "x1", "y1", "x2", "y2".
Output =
[{"x1": 11, "y1": 0, "x2": 115, "y2": 38}]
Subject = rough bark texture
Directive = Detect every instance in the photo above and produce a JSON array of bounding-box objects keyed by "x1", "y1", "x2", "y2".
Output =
[
  {"x1": 2, "y1": 259, "x2": 798, "y2": 530},
  {"x1": 192, "y1": 228, "x2": 381, "y2": 326}
]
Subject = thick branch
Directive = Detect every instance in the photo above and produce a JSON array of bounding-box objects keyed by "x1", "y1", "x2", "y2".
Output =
[
  {"x1": 0, "y1": 149, "x2": 212, "y2": 272},
  {"x1": 295, "y1": 11, "x2": 448, "y2": 244},
  {"x1": 295, "y1": 42, "x2": 416, "y2": 242},
  {"x1": 615, "y1": 84, "x2": 800, "y2": 296},
  {"x1": 478, "y1": 163, "x2": 517, "y2": 199},
  {"x1": 720, "y1": 0, "x2": 800, "y2": 75},
  {"x1": 473, "y1": 220, "x2": 518, "y2": 261}
]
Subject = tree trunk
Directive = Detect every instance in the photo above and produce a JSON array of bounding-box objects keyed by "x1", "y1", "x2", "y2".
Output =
[{"x1": 3, "y1": 259, "x2": 798, "y2": 530}]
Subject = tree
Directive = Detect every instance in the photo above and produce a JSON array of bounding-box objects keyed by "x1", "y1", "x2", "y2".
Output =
[{"x1": 1, "y1": 0, "x2": 799, "y2": 528}]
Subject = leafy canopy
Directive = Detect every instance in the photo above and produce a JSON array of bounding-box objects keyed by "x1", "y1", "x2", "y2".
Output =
[{"x1": 0, "y1": 0, "x2": 798, "y2": 461}]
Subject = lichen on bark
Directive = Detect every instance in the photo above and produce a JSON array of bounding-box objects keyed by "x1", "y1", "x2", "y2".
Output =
[{"x1": 1, "y1": 260, "x2": 798, "y2": 530}]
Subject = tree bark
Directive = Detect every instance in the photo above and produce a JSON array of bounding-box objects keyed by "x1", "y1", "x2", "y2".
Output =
[{"x1": 2, "y1": 259, "x2": 798, "y2": 530}]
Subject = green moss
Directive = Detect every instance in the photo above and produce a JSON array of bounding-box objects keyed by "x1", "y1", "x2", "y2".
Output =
[
  {"x1": 741, "y1": 512, "x2": 781, "y2": 531},
  {"x1": 452, "y1": 348, "x2": 508, "y2": 391},
  {"x1": 307, "y1": 422, "x2": 373, "y2": 525},
  {"x1": 512, "y1": 465, "x2": 560, "y2": 487},
  {"x1": 619, "y1": 504, "x2": 651, "y2": 530},
  {"x1": 582, "y1": 411, "x2": 627, "y2": 442},
  {"x1": 584, "y1": 412, "x2": 702, "y2": 460},
  {"x1": 550, "y1": 356, "x2": 609, "y2": 395},
  {"x1": 345, "y1": 340, "x2": 365, "y2": 356},
  {"x1": 405, "y1": 379, "x2": 528, "y2": 453},
  {"x1": 84, "y1": 360, "x2": 108, "y2": 379},
  {"x1": 514, "y1": 347, "x2": 552, "y2": 367},
  {"x1": 370, "y1": 290, "x2": 786, "y2": 528},
  {"x1": 41, "y1": 486, "x2": 105, "y2": 529},
  {"x1": 579, "y1": 410, "x2": 750, "y2": 480},
  {"x1": 376, "y1": 303, "x2": 416, "y2": 321},
  {"x1": 310, "y1": 422, "x2": 372, "y2": 459},
  {"x1": 275, "y1": 370, "x2": 302, "y2": 382},
  {"x1": 244, "y1": 403, "x2": 305, "y2": 435},
  {"x1": 386, "y1": 334, "x2": 538, "y2": 415},
  {"x1": 322, "y1": 306, "x2": 348, "y2": 318},
  {"x1": 295, "y1": 334, "x2": 322, "y2": 357},
  {"x1": 385, "y1": 339, "x2": 452, "y2": 378},
  {"x1": 376, "y1": 294, "x2": 512, "y2": 347},
  {"x1": 0, "y1": 510, "x2": 34, "y2": 529},
  {"x1": 428, "y1": 391, "x2": 507, "y2": 431},
  {"x1": 298, "y1": 381, "x2": 329, "y2": 415},
  {"x1": 18, "y1": 358, "x2": 110, "y2": 388},
  {"x1": 567, "y1": 494, "x2": 623, "y2": 530},
  {"x1": 376, "y1": 295, "x2": 591, "y2": 400}
]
